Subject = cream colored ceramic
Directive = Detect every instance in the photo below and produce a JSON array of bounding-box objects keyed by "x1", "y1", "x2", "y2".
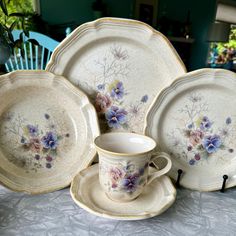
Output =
[
  {"x1": 145, "y1": 68, "x2": 236, "y2": 191},
  {"x1": 0, "y1": 70, "x2": 100, "y2": 194},
  {"x1": 46, "y1": 17, "x2": 186, "y2": 133},
  {"x1": 94, "y1": 132, "x2": 172, "y2": 202},
  {"x1": 70, "y1": 164, "x2": 176, "y2": 220}
]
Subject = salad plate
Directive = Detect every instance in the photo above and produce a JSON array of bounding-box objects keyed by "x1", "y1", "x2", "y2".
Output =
[
  {"x1": 70, "y1": 164, "x2": 176, "y2": 220},
  {"x1": 0, "y1": 70, "x2": 99, "y2": 194},
  {"x1": 46, "y1": 17, "x2": 186, "y2": 133},
  {"x1": 145, "y1": 69, "x2": 236, "y2": 191}
]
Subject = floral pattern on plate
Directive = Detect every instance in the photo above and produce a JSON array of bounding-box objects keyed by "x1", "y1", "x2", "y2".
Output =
[
  {"x1": 100, "y1": 161, "x2": 149, "y2": 193},
  {"x1": 91, "y1": 45, "x2": 149, "y2": 132},
  {"x1": 0, "y1": 111, "x2": 70, "y2": 172},
  {"x1": 168, "y1": 93, "x2": 235, "y2": 166}
]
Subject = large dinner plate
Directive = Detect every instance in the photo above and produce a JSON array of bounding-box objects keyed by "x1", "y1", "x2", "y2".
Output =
[
  {"x1": 145, "y1": 69, "x2": 236, "y2": 191},
  {"x1": 46, "y1": 17, "x2": 186, "y2": 133},
  {"x1": 0, "y1": 70, "x2": 99, "y2": 194}
]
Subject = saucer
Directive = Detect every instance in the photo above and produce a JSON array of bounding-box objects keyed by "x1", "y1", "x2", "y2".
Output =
[{"x1": 70, "y1": 164, "x2": 176, "y2": 220}]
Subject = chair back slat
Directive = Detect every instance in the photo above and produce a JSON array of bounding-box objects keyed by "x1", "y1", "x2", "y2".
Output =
[
  {"x1": 5, "y1": 63, "x2": 10, "y2": 72},
  {"x1": 41, "y1": 47, "x2": 45, "y2": 70},
  {"x1": 4, "y1": 30, "x2": 59, "y2": 71},
  {"x1": 46, "y1": 50, "x2": 51, "y2": 66},
  {"x1": 29, "y1": 42, "x2": 33, "y2": 69},
  {"x1": 23, "y1": 44, "x2": 29, "y2": 70},
  {"x1": 13, "y1": 52, "x2": 19, "y2": 70},
  {"x1": 35, "y1": 45, "x2": 39, "y2": 70},
  {"x1": 8, "y1": 58, "x2": 14, "y2": 71},
  {"x1": 19, "y1": 49, "x2": 24, "y2": 69}
]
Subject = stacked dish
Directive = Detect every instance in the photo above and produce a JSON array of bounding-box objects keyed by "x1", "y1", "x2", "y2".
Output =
[{"x1": 0, "y1": 17, "x2": 235, "y2": 221}]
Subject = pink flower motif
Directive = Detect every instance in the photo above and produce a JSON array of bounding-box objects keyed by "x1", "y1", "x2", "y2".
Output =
[
  {"x1": 112, "y1": 182, "x2": 118, "y2": 188},
  {"x1": 29, "y1": 137, "x2": 42, "y2": 153},
  {"x1": 95, "y1": 93, "x2": 112, "y2": 113},
  {"x1": 109, "y1": 167, "x2": 124, "y2": 182},
  {"x1": 189, "y1": 130, "x2": 204, "y2": 146}
]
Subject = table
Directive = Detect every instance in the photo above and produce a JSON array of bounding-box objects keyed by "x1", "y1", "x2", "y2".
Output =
[{"x1": 1, "y1": 184, "x2": 236, "y2": 236}]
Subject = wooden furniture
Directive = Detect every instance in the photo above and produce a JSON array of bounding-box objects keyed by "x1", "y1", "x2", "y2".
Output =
[{"x1": 5, "y1": 30, "x2": 59, "y2": 72}]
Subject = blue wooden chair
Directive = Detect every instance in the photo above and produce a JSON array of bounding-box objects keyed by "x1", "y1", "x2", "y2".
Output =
[{"x1": 4, "y1": 30, "x2": 59, "y2": 72}]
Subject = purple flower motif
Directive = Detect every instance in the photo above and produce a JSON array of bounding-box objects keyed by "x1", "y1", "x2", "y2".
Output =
[
  {"x1": 46, "y1": 155, "x2": 53, "y2": 162},
  {"x1": 35, "y1": 154, "x2": 40, "y2": 160},
  {"x1": 141, "y1": 95, "x2": 148, "y2": 103},
  {"x1": 202, "y1": 135, "x2": 222, "y2": 154},
  {"x1": 45, "y1": 114, "x2": 50, "y2": 119},
  {"x1": 122, "y1": 173, "x2": 140, "y2": 192},
  {"x1": 41, "y1": 131, "x2": 58, "y2": 149},
  {"x1": 105, "y1": 106, "x2": 127, "y2": 128},
  {"x1": 187, "y1": 145, "x2": 193, "y2": 151},
  {"x1": 202, "y1": 116, "x2": 209, "y2": 122},
  {"x1": 226, "y1": 117, "x2": 232, "y2": 125},
  {"x1": 194, "y1": 153, "x2": 201, "y2": 161},
  {"x1": 46, "y1": 163, "x2": 52, "y2": 169},
  {"x1": 200, "y1": 116, "x2": 212, "y2": 130},
  {"x1": 110, "y1": 82, "x2": 124, "y2": 100},
  {"x1": 27, "y1": 125, "x2": 38, "y2": 136}
]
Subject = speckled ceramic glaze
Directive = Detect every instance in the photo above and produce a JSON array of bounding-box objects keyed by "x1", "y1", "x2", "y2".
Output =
[
  {"x1": 94, "y1": 132, "x2": 172, "y2": 202},
  {"x1": 145, "y1": 69, "x2": 236, "y2": 191},
  {"x1": 0, "y1": 70, "x2": 100, "y2": 194},
  {"x1": 46, "y1": 17, "x2": 186, "y2": 133}
]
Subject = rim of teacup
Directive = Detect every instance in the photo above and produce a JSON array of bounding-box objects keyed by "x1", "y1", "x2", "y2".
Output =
[{"x1": 94, "y1": 132, "x2": 157, "y2": 157}]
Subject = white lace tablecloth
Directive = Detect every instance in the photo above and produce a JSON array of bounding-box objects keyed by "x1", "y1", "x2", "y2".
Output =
[{"x1": 1, "y1": 184, "x2": 236, "y2": 236}]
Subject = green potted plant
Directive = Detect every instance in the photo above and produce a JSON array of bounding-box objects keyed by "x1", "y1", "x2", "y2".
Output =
[{"x1": 0, "y1": 0, "x2": 31, "y2": 64}]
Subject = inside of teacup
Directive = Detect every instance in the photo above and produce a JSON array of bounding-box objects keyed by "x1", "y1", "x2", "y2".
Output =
[{"x1": 94, "y1": 133, "x2": 156, "y2": 154}]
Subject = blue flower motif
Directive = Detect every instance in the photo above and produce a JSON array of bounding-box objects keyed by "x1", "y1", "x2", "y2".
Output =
[
  {"x1": 202, "y1": 135, "x2": 222, "y2": 153},
  {"x1": 122, "y1": 173, "x2": 139, "y2": 192},
  {"x1": 189, "y1": 159, "x2": 195, "y2": 165},
  {"x1": 141, "y1": 95, "x2": 148, "y2": 103},
  {"x1": 188, "y1": 123, "x2": 193, "y2": 129},
  {"x1": 226, "y1": 117, "x2": 232, "y2": 125},
  {"x1": 21, "y1": 136, "x2": 26, "y2": 144},
  {"x1": 105, "y1": 106, "x2": 127, "y2": 128},
  {"x1": 110, "y1": 81, "x2": 124, "y2": 99},
  {"x1": 27, "y1": 125, "x2": 38, "y2": 136},
  {"x1": 97, "y1": 84, "x2": 105, "y2": 90},
  {"x1": 41, "y1": 131, "x2": 58, "y2": 149}
]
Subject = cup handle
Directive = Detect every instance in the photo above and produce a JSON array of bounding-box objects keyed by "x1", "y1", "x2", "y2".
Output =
[{"x1": 147, "y1": 152, "x2": 172, "y2": 185}]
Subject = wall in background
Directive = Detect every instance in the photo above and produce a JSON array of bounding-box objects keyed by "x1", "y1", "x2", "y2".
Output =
[
  {"x1": 157, "y1": 0, "x2": 217, "y2": 70},
  {"x1": 40, "y1": 0, "x2": 217, "y2": 71}
]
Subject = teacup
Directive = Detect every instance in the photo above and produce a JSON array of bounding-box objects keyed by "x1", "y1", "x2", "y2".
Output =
[{"x1": 94, "y1": 132, "x2": 172, "y2": 202}]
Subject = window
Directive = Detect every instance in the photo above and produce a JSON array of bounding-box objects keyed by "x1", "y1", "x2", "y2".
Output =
[
  {"x1": 207, "y1": 1, "x2": 236, "y2": 71},
  {"x1": 208, "y1": 25, "x2": 236, "y2": 71}
]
